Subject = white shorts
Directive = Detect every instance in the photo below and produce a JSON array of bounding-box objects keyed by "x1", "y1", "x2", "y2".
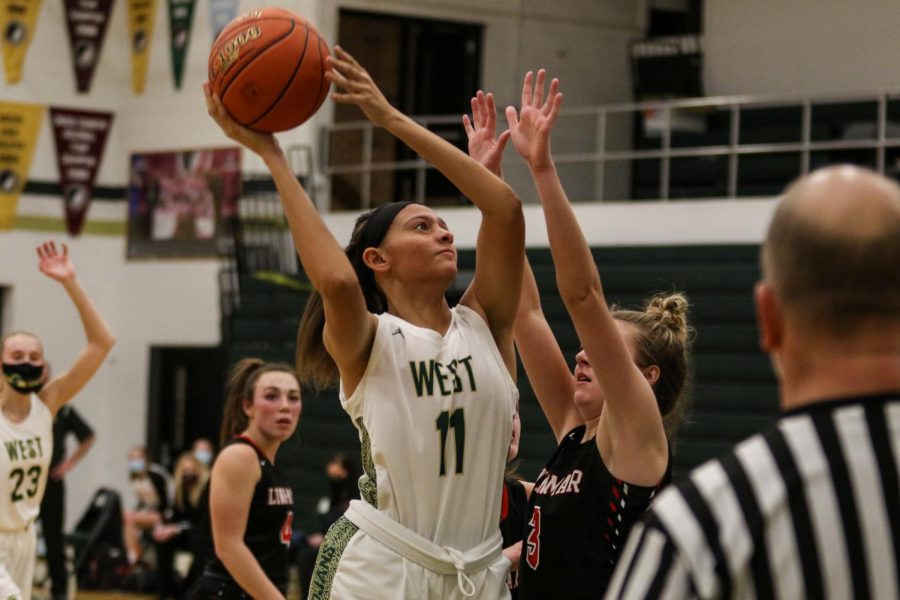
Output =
[
  {"x1": 309, "y1": 516, "x2": 511, "y2": 600},
  {"x1": 0, "y1": 524, "x2": 36, "y2": 600}
]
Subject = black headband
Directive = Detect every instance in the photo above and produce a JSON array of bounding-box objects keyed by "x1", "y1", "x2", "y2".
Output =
[{"x1": 358, "y1": 201, "x2": 416, "y2": 251}]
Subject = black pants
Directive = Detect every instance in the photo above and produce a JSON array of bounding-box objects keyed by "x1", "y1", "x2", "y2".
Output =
[{"x1": 39, "y1": 477, "x2": 67, "y2": 599}]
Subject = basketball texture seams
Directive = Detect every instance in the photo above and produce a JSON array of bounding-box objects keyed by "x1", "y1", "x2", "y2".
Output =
[{"x1": 208, "y1": 8, "x2": 331, "y2": 133}]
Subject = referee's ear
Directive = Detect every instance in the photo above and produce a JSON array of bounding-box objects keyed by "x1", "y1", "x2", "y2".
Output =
[{"x1": 754, "y1": 281, "x2": 783, "y2": 354}]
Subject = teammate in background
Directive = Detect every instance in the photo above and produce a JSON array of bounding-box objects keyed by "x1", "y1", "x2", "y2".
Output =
[
  {"x1": 464, "y1": 73, "x2": 690, "y2": 598},
  {"x1": 39, "y1": 380, "x2": 96, "y2": 600},
  {"x1": 190, "y1": 359, "x2": 301, "y2": 600},
  {"x1": 205, "y1": 44, "x2": 523, "y2": 599},
  {"x1": 607, "y1": 166, "x2": 900, "y2": 599},
  {"x1": 0, "y1": 241, "x2": 115, "y2": 600}
]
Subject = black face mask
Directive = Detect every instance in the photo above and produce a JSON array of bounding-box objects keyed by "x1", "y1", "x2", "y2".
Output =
[
  {"x1": 2, "y1": 362, "x2": 44, "y2": 394},
  {"x1": 182, "y1": 474, "x2": 199, "y2": 491}
]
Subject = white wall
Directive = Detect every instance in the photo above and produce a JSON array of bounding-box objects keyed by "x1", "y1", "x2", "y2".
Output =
[
  {"x1": 705, "y1": 0, "x2": 900, "y2": 96},
  {"x1": 0, "y1": 232, "x2": 220, "y2": 527}
]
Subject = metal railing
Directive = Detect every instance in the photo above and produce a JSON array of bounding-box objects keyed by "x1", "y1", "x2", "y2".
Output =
[{"x1": 321, "y1": 89, "x2": 900, "y2": 208}]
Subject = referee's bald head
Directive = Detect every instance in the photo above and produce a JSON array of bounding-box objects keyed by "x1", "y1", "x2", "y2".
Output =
[{"x1": 761, "y1": 165, "x2": 900, "y2": 336}]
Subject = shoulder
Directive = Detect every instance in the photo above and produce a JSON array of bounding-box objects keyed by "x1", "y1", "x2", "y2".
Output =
[{"x1": 213, "y1": 443, "x2": 263, "y2": 481}]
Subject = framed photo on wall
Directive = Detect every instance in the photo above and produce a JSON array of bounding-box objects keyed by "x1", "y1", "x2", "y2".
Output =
[{"x1": 127, "y1": 147, "x2": 241, "y2": 259}]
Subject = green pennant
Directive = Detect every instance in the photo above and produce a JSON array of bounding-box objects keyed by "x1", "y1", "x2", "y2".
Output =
[{"x1": 167, "y1": 0, "x2": 196, "y2": 89}]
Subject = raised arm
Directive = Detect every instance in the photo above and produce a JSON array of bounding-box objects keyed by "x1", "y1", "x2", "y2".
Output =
[
  {"x1": 463, "y1": 91, "x2": 578, "y2": 441},
  {"x1": 37, "y1": 242, "x2": 115, "y2": 417},
  {"x1": 506, "y1": 72, "x2": 667, "y2": 484},
  {"x1": 328, "y1": 48, "x2": 524, "y2": 372},
  {"x1": 209, "y1": 445, "x2": 284, "y2": 600},
  {"x1": 204, "y1": 85, "x2": 375, "y2": 390}
]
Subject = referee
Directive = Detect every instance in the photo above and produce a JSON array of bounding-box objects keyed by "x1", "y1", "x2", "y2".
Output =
[{"x1": 606, "y1": 165, "x2": 900, "y2": 599}]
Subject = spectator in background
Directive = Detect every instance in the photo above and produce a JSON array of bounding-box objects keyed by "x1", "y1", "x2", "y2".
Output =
[
  {"x1": 297, "y1": 453, "x2": 359, "y2": 596},
  {"x1": 154, "y1": 451, "x2": 210, "y2": 599},
  {"x1": 123, "y1": 446, "x2": 170, "y2": 566},
  {"x1": 191, "y1": 438, "x2": 214, "y2": 469},
  {"x1": 38, "y1": 373, "x2": 96, "y2": 600},
  {"x1": 606, "y1": 166, "x2": 900, "y2": 598}
]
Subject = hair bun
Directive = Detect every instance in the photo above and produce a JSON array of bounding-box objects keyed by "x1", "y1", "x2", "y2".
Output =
[{"x1": 645, "y1": 293, "x2": 690, "y2": 341}]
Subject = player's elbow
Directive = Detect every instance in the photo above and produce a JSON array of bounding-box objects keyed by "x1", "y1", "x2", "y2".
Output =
[{"x1": 316, "y1": 271, "x2": 360, "y2": 303}]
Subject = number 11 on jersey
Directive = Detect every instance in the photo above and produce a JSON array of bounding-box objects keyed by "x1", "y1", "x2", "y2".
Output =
[{"x1": 436, "y1": 408, "x2": 465, "y2": 476}]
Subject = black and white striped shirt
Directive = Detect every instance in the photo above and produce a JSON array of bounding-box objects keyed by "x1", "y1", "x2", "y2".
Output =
[{"x1": 606, "y1": 393, "x2": 900, "y2": 600}]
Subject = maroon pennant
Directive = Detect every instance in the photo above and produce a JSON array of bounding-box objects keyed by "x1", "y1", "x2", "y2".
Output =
[
  {"x1": 63, "y1": 0, "x2": 114, "y2": 93},
  {"x1": 49, "y1": 108, "x2": 113, "y2": 235}
]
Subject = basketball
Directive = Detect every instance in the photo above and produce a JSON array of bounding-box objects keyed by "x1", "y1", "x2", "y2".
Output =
[{"x1": 208, "y1": 8, "x2": 331, "y2": 133}]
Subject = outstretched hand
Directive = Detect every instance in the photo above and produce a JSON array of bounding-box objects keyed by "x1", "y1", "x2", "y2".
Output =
[
  {"x1": 203, "y1": 83, "x2": 281, "y2": 160},
  {"x1": 37, "y1": 241, "x2": 75, "y2": 283},
  {"x1": 506, "y1": 70, "x2": 563, "y2": 171},
  {"x1": 326, "y1": 46, "x2": 395, "y2": 126},
  {"x1": 463, "y1": 91, "x2": 511, "y2": 177}
]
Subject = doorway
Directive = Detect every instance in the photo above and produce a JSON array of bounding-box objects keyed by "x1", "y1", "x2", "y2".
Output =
[{"x1": 147, "y1": 346, "x2": 224, "y2": 468}]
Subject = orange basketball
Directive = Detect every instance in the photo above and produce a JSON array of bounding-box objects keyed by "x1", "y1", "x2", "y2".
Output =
[{"x1": 208, "y1": 8, "x2": 331, "y2": 133}]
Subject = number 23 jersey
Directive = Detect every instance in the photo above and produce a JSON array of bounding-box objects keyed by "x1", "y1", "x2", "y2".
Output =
[
  {"x1": 0, "y1": 395, "x2": 52, "y2": 531},
  {"x1": 340, "y1": 305, "x2": 517, "y2": 550}
]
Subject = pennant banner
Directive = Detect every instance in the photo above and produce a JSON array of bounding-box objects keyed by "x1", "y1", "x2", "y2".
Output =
[
  {"x1": 128, "y1": 0, "x2": 156, "y2": 94},
  {"x1": 49, "y1": 108, "x2": 113, "y2": 235},
  {"x1": 209, "y1": 0, "x2": 238, "y2": 41},
  {"x1": 63, "y1": 0, "x2": 114, "y2": 93},
  {"x1": 1, "y1": 0, "x2": 42, "y2": 84},
  {"x1": 167, "y1": 0, "x2": 196, "y2": 90},
  {"x1": 0, "y1": 102, "x2": 43, "y2": 229}
]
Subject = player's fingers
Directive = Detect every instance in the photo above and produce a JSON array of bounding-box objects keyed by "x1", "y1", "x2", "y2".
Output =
[
  {"x1": 62, "y1": 242, "x2": 69, "y2": 257},
  {"x1": 521, "y1": 71, "x2": 533, "y2": 110},
  {"x1": 548, "y1": 93, "x2": 563, "y2": 124},
  {"x1": 534, "y1": 70, "x2": 546, "y2": 107},
  {"x1": 485, "y1": 93, "x2": 497, "y2": 129},
  {"x1": 471, "y1": 95, "x2": 483, "y2": 129},
  {"x1": 505, "y1": 105, "x2": 519, "y2": 129},
  {"x1": 543, "y1": 79, "x2": 560, "y2": 115},
  {"x1": 462, "y1": 114, "x2": 475, "y2": 138}
]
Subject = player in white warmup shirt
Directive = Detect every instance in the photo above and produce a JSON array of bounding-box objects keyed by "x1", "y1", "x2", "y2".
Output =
[
  {"x1": 0, "y1": 241, "x2": 115, "y2": 600},
  {"x1": 204, "y1": 45, "x2": 524, "y2": 599}
]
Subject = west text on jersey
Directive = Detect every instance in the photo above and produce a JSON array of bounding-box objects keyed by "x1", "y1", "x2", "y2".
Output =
[
  {"x1": 409, "y1": 356, "x2": 477, "y2": 397},
  {"x1": 533, "y1": 470, "x2": 583, "y2": 496},
  {"x1": 268, "y1": 486, "x2": 293, "y2": 505},
  {"x1": 4, "y1": 437, "x2": 44, "y2": 462}
]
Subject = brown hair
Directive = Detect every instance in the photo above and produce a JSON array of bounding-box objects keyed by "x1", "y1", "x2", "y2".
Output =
[
  {"x1": 763, "y1": 178, "x2": 900, "y2": 335},
  {"x1": 295, "y1": 208, "x2": 394, "y2": 390},
  {"x1": 612, "y1": 293, "x2": 692, "y2": 437},
  {"x1": 220, "y1": 358, "x2": 299, "y2": 446}
]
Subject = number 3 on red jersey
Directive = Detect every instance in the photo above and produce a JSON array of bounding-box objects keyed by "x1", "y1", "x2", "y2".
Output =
[
  {"x1": 280, "y1": 511, "x2": 293, "y2": 546},
  {"x1": 525, "y1": 506, "x2": 541, "y2": 569}
]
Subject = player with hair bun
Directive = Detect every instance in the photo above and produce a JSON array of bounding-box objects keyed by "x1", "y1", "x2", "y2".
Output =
[{"x1": 464, "y1": 72, "x2": 691, "y2": 598}]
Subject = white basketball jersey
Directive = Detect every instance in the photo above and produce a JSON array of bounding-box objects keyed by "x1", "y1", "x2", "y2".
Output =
[
  {"x1": 341, "y1": 305, "x2": 517, "y2": 550},
  {"x1": 0, "y1": 395, "x2": 52, "y2": 531}
]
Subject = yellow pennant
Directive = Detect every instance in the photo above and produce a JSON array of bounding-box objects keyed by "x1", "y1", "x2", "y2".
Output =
[
  {"x1": 1, "y1": 0, "x2": 43, "y2": 84},
  {"x1": 0, "y1": 102, "x2": 43, "y2": 229},
  {"x1": 128, "y1": 0, "x2": 157, "y2": 94}
]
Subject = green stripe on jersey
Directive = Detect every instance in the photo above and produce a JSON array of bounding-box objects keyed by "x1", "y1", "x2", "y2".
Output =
[{"x1": 307, "y1": 516, "x2": 359, "y2": 600}]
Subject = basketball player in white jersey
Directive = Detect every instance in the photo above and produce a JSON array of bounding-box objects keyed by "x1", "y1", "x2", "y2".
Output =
[
  {"x1": 0, "y1": 241, "x2": 115, "y2": 600},
  {"x1": 205, "y1": 45, "x2": 523, "y2": 599}
]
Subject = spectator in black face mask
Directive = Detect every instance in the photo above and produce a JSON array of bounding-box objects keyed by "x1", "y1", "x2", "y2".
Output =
[
  {"x1": 153, "y1": 451, "x2": 209, "y2": 599},
  {"x1": 297, "y1": 453, "x2": 360, "y2": 597}
]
